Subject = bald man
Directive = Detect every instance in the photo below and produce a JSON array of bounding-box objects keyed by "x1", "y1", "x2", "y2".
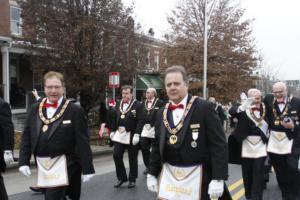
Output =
[
  {"x1": 229, "y1": 89, "x2": 268, "y2": 200},
  {"x1": 136, "y1": 88, "x2": 164, "y2": 174},
  {"x1": 264, "y1": 82, "x2": 300, "y2": 200}
]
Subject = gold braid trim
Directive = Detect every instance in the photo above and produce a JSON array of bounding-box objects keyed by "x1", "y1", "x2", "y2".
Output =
[
  {"x1": 39, "y1": 98, "x2": 70, "y2": 125},
  {"x1": 163, "y1": 96, "x2": 197, "y2": 135}
]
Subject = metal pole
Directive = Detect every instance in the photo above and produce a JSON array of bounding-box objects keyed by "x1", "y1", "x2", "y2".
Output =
[
  {"x1": 203, "y1": 0, "x2": 208, "y2": 100},
  {"x1": 113, "y1": 87, "x2": 115, "y2": 101}
]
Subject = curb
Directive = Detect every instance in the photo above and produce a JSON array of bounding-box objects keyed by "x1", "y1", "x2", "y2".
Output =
[{"x1": 6, "y1": 148, "x2": 113, "y2": 170}]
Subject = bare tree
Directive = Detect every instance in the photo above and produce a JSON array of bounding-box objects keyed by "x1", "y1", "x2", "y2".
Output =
[
  {"x1": 18, "y1": 0, "x2": 139, "y2": 113},
  {"x1": 165, "y1": 0, "x2": 260, "y2": 103}
]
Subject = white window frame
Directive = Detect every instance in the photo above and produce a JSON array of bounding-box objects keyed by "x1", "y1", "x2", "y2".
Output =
[
  {"x1": 10, "y1": 6, "x2": 22, "y2": 36},
  {"x1": 145, "y1": 50, "x2": 150, "y2": 68},
  {"x1": 154, "y1": 51, "x2": 160, "y2": 70}
]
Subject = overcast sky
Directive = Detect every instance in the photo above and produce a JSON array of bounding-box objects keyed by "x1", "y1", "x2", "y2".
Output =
[{"x1": 122, "y1": 0, "x2": 300, "y2": 80}]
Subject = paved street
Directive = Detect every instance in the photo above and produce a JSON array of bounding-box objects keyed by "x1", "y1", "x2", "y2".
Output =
[{"x1": 4, "y1": 152, "x2": 281, "y2": 200}]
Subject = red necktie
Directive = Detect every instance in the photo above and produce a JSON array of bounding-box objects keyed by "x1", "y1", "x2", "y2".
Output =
[
  {"x1": 168, "y1": 103, "x2": 184, "y2": 111},
  {"x1": 43, "y1": 101, "x2": 58, "y2": 108}
]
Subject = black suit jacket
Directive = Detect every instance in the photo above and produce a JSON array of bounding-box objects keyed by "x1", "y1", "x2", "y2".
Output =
[
  {"x1": 228, "y1": 104, "x2": 268, "y2": 164},
  {"x1": 264, "y1": 94, "x2": 300, "y2": 154},
  {"x1": 0, "y1": 98, "x2": 14, "y2": 172},
  {"x1": 149, "y1": 95, "x2": 228, "y2": 180},
  {"x1": 19, "y1": 99, "x2": 95, "y2": 174},
  {"x1": 136, "y1": 98, "x2": 164, "y2": 134},
  {"x1": 111, "y1": 99, "x2": 142, "y2": 144}
]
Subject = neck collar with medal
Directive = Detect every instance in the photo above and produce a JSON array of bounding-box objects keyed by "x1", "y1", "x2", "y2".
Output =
[
  {"x1": 119, "y1": 99, "x2": 136, "y2": 119},
  {"x1": 163, "y1": 96, "x2": 197, "y2": 145},
  {"x1": 250, "y1": 103, "x2": 266, "y2": 127},
  {"x1": 273, "y1": 96, "x2": 290, "y2": 126},
  {"x1": 145, "y1": 98, "x2": 158, "y2": 114},
  {"x1": 39, "y1": 98, "x2": 70, "y2": 132}
]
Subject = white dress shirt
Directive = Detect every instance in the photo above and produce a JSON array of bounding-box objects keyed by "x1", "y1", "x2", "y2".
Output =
[
  {"x1": 170, "y1": 95, "x2": 188, "y2": 126},
  {"x1": 46, "y1": 97, "x2": 63, "y2": 118},
  {"x1": 277, "y1": 97, "x2": 287, "y2": 112}
]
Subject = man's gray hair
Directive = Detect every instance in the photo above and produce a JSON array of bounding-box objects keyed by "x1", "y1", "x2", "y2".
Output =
[
  {"x1": 164, "y1": 65, "x2": 188, "y2": 84},
  {"x1": 147, "y1": 88, "x2": 157, "y2": 96}
]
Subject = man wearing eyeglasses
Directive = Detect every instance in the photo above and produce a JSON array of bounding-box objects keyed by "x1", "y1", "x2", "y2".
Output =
[
  {"x1": 18, "y1": 71, "x2": 95, "y2": 200},
  {"x1": 264, "y1": 81, "x2": 300, "y2": 200}
]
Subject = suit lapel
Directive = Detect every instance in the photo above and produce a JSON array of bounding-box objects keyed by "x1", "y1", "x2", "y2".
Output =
[
  {"x1": 159, "y1": 115, "x2": 166, "y2": 157},
  {"x1": 175, "y1": 96, "x2": 197, "y2": 147},
  {"x1": 47, "y1": 115, "x2": 65, "y2": 139},
  {"x1": 47, "y1": 99, "x2": 67, "y2": 139}
]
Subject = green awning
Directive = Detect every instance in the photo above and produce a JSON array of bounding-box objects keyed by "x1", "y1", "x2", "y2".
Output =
[{"x1": 136, "y1": 74, "x2": 164, "y2": 90}]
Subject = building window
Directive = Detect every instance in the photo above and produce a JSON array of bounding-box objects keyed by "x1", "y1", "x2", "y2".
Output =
[
  {"x1": 145, "y1": 50, "x2": 150, "y2": 67},
  {"x1": 154, "y1": 51, "x2": 159, "y2": 70},
  {"x1": 10, "y1": 6, "x2": 22, "y2": 36}
]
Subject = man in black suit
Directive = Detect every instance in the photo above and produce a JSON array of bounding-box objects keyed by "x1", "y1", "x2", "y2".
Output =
[
  {"x1": 0, "y1": 98, "x2": 14, "y2": 200},
  {"x1": 264, "y1": 81, "x2": 300, "y2": 200},
  {"x1": 19, "y1": 71, "x2": 95, "y2": 200},
  {"x1": 147, "y1": 65, "x2": 231, "y2": 200},
  {"x1": 208, "y1": 97, "x2": 225, "y2": 127},
  {"x1": 110, "y1": 85, "x2": 141, "y2": 188},
  {"x1": 229, "y1": 89, "x2": 268, "y2": 200},
  {"x1": 136, "y1": 88, "x2": 164, "y2": 175}
]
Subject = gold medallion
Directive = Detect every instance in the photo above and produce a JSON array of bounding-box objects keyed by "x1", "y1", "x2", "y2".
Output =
[
  {"x1": 274, "y1": 120, "x2": 280, "y2": 126},
  {"x1": 169, "y1": 135, "x2": 178, "y2": 144},
  {"x1": 42, "y1": 124, "x2": 48, "y2": 132},
  {"x1": 121, "y1": 114, "x2": 125, "y2": 119}
]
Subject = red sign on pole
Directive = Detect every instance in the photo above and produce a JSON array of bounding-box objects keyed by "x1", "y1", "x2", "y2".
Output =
[{"x1": 109, "y1": 72, "x2": 120, "y2": 88}]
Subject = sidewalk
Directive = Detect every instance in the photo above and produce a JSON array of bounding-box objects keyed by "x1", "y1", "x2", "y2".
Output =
[{"x1": 7, "y1": 145, "x2": 113, "y2": 169}]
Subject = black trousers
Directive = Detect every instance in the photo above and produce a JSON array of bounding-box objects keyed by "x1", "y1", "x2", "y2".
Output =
[
  {"x1": 269, "y1": 153, "x2": 300, "y2": 200},
  {"x1": 0, "y1": 173, "x2": 8, "y2": 200},
  {"x1": 44, "y1": 161, "x2": 82, "y2": 200},
  {"x1": 140, "y1": 137, "x2": 154, "y2": 169},
  {"x1": 241, "y1": 157, "x2": 266, "y2": 200},
  {"x1": 113, "y1": 142, "x2": 139, "y2": 182}
]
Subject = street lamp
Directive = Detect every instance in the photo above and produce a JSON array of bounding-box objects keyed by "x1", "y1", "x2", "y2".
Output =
[{"x1": 203, "y1": 0, "x2": 217, "y2": 99}]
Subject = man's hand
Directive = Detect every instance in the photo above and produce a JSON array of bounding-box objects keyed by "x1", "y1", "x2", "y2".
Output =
[
  {"x1": 19, "y1": 165, "x2": 31, "y2": 177},
  {"x1": 82, "y1": 174, "x2": 95, "y2": 182},
  {"x1": 281, "y1": 120, "x2": 295, "y2": 130},
  {"x1": 208, "y1": 180, "x2": 224, "y2": 199},
  {"x1": 3, "y1": 150, "x2": 14, "y2": 165},
  {"x1": 238, "y1": 97, "x2": 254, "y2": 112},
  {"x1": 147, "y1": 174, "x2": 158, "y2": 192},
  {"x1": 132, "y1": 134, "x2": 140, "y2": 145}
]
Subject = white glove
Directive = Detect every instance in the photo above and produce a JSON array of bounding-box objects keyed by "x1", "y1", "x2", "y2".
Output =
[
  {"x1": 82, "y1": 174, "x2": 95, "y2": 182},
  {"x1": 208, "y1": 180, "x2": 224, "y2": 199},
  {"x1": 132, "y1": 134, "x2": 140, "y2": 145},
  {"x1": 298, "y1": 156, "x2": 300, "y2": 170},
  {"x1": 238, "y1": 97, "x2": 254, "y2": 112},
  {"x1": 110, "y1": 132, "x2": 115, "y2": 140},
  {"x1": 240, "y1": 92, "x2": 247, "y2": 103},
  {"x1": 3, "y1": 150, "x2": 14, "y2": 164},
  {"x1": 147, "y1": 174, "x2": 158, "y2": 192},
  {"x1": 19, "y1": 165, "x2": 31, "y2": 177}
]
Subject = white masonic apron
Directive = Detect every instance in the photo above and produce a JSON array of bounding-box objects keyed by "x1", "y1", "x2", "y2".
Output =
[
  {"x1": 36, "y1": 155, "x2": 69, "y2": 188},
  {"x1": 267, "y1": 131, "x2": 293, "y2": 154},
  {"x1": 141, "y1": 124, "x2": 155, "y2": 138},
  {"x1": 157, "y1": 163, "x2": 203, "y2": 200},
  {"x1": 112, "y1": 126, "x2": 131, "y2": 144}
]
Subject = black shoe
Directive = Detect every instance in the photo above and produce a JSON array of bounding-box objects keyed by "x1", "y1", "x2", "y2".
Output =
[
  {"x1": 30, "y1": 186, "x2": 44, "y2": 193},
  {"x1": 128, "y1": 181, "x2": 136, "y2": 188},
  {"x1": 143, "y1": 168, "x2": 149, "y2": 175},
  {"x1": 114, "y1": 180, "x2": 127, "y2": 188}
]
